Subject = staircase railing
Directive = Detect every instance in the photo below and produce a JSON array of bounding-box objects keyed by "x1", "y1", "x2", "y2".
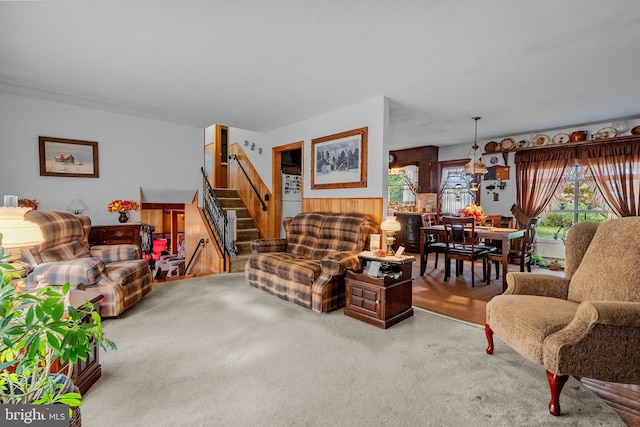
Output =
[
  {"x1": 185, "y1": 238, "x2": 205, "y2": 274},
  {"x1": 201, "y1": 168, "x2": 238, "y2": 264},
  {"x1": 228, "y1": 154, "x2": 267, "y2": 211}
]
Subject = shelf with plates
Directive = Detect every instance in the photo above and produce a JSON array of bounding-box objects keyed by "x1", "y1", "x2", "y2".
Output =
[{"x1": 483, "y1": 133, "x2": 640, "y2": 163}]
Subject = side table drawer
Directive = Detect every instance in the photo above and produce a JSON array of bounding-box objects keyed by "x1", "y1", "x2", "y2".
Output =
[
  {"x1": 348, "y1": 282, "x2": 381, "y2": 318},
  {"x1": 102, "y1": 228, "x2": 136, "y2": 244}
]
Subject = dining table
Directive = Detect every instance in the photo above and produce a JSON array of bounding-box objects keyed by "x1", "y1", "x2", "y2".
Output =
[{"x1": 419, "y1": 224, "x2": 526, "y2": 292}]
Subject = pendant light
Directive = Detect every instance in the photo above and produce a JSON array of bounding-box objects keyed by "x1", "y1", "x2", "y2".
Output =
[{"x1": 464, "y1": 117, "x2": 488, "y2": 176}]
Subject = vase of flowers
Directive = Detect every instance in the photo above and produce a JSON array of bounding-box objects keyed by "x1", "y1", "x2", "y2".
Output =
[
  {"x1": 107, "y1": 199, "x2": 139, "y2": 223},
  {"x1": 457, "y1": 203, "x2": 485, "y2": 224}
]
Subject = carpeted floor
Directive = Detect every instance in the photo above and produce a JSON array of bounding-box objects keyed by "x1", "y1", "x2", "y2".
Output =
[{"x1": 82, "y1": 274, "x2": 623, "y2": 426}]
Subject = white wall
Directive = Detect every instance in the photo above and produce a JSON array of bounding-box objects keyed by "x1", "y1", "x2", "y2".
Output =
[
  {"x1": 0, "y1": 93, "x2": 202, "y2": 224},
  {"x1": 228, "y1": 96, "x2": 389, "y2": 199}
]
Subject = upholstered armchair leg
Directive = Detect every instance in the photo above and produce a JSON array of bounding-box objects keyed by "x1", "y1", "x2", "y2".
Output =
[
  {"x1": 546, "y1": 371, "x2": 569, "y2": 416},
  {"x1": 485, "y1": 324, "x2": 494, "y2": 354}
]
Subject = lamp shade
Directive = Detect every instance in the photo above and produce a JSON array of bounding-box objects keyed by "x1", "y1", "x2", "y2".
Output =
[
  {"x1": 0, "y1": 207, "x2": 44, "y2": 249},
  {"x1": 464, "y1": 160, "x2": 488, "y2": 176},
  {"x1": 380, "y1": 215, "x2": 401, "y2": 232},
  {"x1": 67, "y1": 195, "x2": 87, "y2": 215}
]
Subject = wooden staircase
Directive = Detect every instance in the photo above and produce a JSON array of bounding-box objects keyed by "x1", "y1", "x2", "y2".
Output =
[{"x1": 212, "y1": 188, "x2": 259, "y2": 272}]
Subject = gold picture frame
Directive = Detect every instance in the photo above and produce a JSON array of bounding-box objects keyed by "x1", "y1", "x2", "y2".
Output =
[
  {"x1": 311, "y1": 127, "x2": 368, "y2": 190},
  {"x1": 39, "y1": 136, "x2": 99, "y2": 178}
]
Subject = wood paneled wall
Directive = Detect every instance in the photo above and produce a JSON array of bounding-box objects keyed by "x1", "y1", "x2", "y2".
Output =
[
  {"x1": 303, "y1": 197, "x2": 384, "y2": 225},
  {"x1": 184, "y1": 195, "x2": 223, "y2": 275},
  {"x1": 228, "y1": 144, "x2": 276, "y2": 238}
]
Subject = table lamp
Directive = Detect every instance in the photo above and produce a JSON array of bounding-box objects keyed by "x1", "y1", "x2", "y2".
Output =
[
  {"x1": 0, "y1": 206, "x2": 44, "y2": 262},
  {"x1": 380, "y1": 215, "x2": 401, "y2": 255}
]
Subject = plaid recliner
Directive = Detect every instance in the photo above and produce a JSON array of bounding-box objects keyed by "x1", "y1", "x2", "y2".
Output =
[
  {"x1": 245, "y1": 212, "x2": 379, "y2": 312},
  {"x1": 22, "y1": 211, "x2": 152, "y2": 317}
]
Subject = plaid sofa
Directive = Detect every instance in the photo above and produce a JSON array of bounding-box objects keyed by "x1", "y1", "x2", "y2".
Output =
[
  {"x1": 22, "y1": 211, "x2": 152, "y2": 317},
  {"x1": 245, "y1": 212, "x2": 379, "y2": 312}
]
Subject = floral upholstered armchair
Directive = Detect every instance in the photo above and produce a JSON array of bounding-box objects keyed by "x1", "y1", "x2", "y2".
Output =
[
  {"x1": 21, "y1": 211, "x2": 152, "y2": 317},
  {"x1": 485, "y1": 217, "x2": 640, "y2": 416}
]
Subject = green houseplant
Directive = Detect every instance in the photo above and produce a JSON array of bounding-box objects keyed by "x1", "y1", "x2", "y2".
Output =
[{"x1": 0, "y1": 247, "x2": 116, "y2": 408}]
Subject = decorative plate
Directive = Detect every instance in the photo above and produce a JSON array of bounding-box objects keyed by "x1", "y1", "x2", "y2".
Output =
[
  {"x1": 552, "y1": 133, "x2": 570, "y2": 144},
  {"x1": 489, "y1": 156, "x2": 499, "y2": 165},
  {"x1": 500, "y1": 138, "x2": 516, "y2": 150},
  {"x1": 632, "y1": 125, "x2": 640, "y2": 135},
  {"x1": 594, "y1": 127, "x2": 617, "y2": 140},
  {"x1": 532, "y1": 134, "x2": 550, "y2": 146},
  {"x1": 484, "y1": 141, "x2": 498, "y2": 153}
]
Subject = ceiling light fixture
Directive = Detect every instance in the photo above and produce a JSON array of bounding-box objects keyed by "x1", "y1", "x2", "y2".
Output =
[{"x1": 464, "y1": 116, "x2": 488, "y2": 177}]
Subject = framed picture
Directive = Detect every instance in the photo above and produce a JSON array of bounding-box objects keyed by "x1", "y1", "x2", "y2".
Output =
[
  {"x1": 39, "y1": 136, "x2": 99, "y2": 178},
  {"x1": 311, "y1": 127, "x2": 367, "y2": 190}
]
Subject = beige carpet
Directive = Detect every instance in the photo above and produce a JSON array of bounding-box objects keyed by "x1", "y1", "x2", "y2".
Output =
[{"x1": 82, "y1": 274, "x2": 623, "y2": 426}]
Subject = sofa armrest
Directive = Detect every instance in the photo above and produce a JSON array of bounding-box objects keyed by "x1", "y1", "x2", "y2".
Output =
[
  {"x1": 250, "y1": 238, "x2": 288, "y2": 254},
  {"x1": 543, "y1": 301, "x2": 640, "y2": 381},
  {"x1": 25, "y1": 258, "x2": 106, "y2": 287},
  {"x1": 505, "y1": 272, "x2": 570, "y2": 299},
  {"x1": 90, "y1": 244, "x2": 140, "y2": 263},
  {"x1": 321, "y1": 251, "x2": 361, "y2": 276}
]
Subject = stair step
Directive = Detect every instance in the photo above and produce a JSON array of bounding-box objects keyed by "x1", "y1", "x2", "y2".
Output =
[
  {"x1": 236, "y1": 218, "x2": 254, "y2": 229},
  {"x1": 237, "y1": 228, "x2": 259, "y2": 241},
  {"x1": 235, "y1": 241, "x2": 253, "y2": 256},
  {"x1": 218, "y1": 197, "x2": 244, "y2": 208},
  {"x1": 221, "y1": 207, "x2": 251, "y2": 219},
  {"x1": 213, "y1": 189, "x2": 239, "y2": 198},
  {"x1": 229, "y1": 254, "x2": 250, "y2": 273}
]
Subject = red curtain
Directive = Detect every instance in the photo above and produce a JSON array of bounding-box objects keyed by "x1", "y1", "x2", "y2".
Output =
[
  {"x1": 578, "y1": 139, "x2": 640, "y2": 217},
  {"x1": 511, "y1": 148, "x2": 573, "y2": 228}
]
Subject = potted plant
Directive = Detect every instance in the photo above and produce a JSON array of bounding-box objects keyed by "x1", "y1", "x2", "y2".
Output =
[{"x1": 0, "y1": 248, "x2": 116, "y2": 420}]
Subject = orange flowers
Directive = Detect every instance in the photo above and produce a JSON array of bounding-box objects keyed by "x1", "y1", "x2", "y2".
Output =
[
  {"x1": 458, "y1": 203, "x2": 484, "y2": 223},
  {"x1": 107, "y1": 200, "x2": 139, "y2": 213}
]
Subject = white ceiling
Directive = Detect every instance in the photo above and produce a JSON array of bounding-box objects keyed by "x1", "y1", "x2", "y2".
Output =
[{"x1": 2, "y1": 1, "x2": 640, "y2": 149}]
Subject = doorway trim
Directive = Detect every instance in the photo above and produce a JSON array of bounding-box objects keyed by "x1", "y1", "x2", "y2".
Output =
[{"x1": 272, "y1": 141, "x2": 303, "y2": 238}]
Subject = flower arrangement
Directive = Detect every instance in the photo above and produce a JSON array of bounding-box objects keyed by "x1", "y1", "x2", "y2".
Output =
[
  {"x1": 107, "y1": 199, "x2": 139, "y2": 213},
  {"x1": 457, "y1": 203, "x2": 485, "y2": 223},
  {"x1": 17, "y1": 198, "x2": 38, "y2": 210}
]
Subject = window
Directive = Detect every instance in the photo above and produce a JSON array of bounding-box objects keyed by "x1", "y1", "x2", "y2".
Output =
[
  {"x1": 388, "y1": 165, "x2": 418, "y2": 210},
  {"x1": 438, "y1": 166, "x2": 477, "y2": 216},
  {"x1": 538, "y1": 164, "x2": 608, "y2": 240}
]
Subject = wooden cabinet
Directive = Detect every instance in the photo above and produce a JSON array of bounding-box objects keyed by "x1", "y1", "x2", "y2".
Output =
[
  {"x1": 344, "y1": 255, "x2": 414, "y2": 329},
  {"x1": 393, "y1": 212, "x2": 423, "y2": 253},
  {"x1": 389, "y1": 145, "x2": 439, "y2": 193},
  {"x1": 88, "y1": 224, "x2": 141, "y2": 247}
]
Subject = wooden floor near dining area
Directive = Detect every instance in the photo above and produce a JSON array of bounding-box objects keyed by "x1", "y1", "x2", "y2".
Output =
[
  {"x1": 410, "y1": 254, "x2": 554, "y2": 325},
  {"x1": 408, "y1": 254, "x2": 640, "y2": 426}
]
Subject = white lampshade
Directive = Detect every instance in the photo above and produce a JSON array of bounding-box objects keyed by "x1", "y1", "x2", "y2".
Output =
[
  {"x1": 380, "y1": 215, "x2": 401, "y2": 232},
  {"x1": 67, "y1": 195, "x2": 87, "y2": 215},
  {"x1": 0, "y1": 207, "x2": 44, "y2": 249}
]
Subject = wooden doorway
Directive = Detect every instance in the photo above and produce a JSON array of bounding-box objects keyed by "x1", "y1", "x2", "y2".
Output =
[{"x1": 272, "y1": 141, "x2": 303, "y2": 238}]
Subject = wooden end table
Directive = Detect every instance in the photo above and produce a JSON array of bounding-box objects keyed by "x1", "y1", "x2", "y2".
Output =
[
  {"x1": 344, "y1": 252, "x2": 415, "y2": 329},
  {"x1": 68, "y1": 289, "x2": 104, "y2": 394}
]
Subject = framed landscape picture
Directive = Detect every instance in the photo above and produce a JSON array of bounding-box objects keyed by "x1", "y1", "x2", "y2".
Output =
[
  {"x1": 311, "y1": 127, "x2": 368, "y2": 190},
  {"x1": 39, "y1": 136, "x2": 99, "y2": 178}
]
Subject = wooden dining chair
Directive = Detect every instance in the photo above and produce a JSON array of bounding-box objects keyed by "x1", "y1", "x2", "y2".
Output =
[
  {"x1": 488, "y1": 217, "x2": 540, "y2": 280},
  {"x1": 421, "y1": 213, "x2": 446, "y2": 272},
  {"x1": 442, "y1": 216, "x2": 490, "y2": 287}
]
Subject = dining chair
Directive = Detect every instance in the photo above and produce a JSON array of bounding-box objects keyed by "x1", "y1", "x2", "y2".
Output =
[
  {"x1": 421, "y1": 213, "x2": 446, "y2": 271},
  {"x1": 488, "y1": 217, "x2": 540, "y2": 280},
  {"x1": 442, "y1": 216, "x2": 490, "y2": 287}
]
